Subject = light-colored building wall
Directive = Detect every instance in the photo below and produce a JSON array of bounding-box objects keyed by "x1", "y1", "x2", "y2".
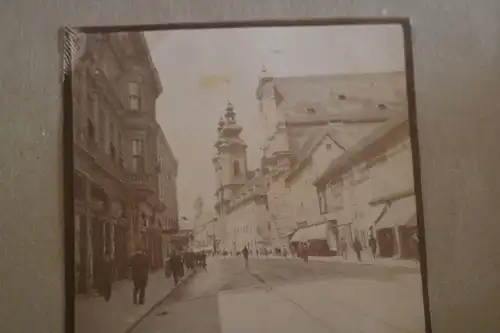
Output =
[
  {"x1": 223, "y1": 199, "x2": 268, "y2": 253},
  {"x1": 317, "y1": 119, "x2": 414, "y2": 253}
]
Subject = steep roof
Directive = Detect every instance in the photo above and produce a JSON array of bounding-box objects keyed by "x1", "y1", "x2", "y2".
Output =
[
  {"x1": 284, "y1": 107, "x2": 401, "y2": 126},
  {"x1": 134, "y1": 32, "x2": 163, "y2": 97},
  {"x1": 257, "y1": 71, "x2": 406, "y2": 107},
  {"x1": 314, "y1": 113, "x2": 409, "y2": 187}
]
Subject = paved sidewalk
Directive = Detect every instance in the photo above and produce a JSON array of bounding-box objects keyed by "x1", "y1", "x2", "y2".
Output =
[
  {"x1": 75, "y1": 269, "x2": 193, "y2": 333},
  {"x1": 252, "y1": 249, "x2": 420, "y2": 269}
]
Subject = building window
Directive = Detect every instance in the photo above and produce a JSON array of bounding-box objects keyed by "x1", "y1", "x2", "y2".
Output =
[
  {"x1": 132, "y1": 139, "x2": 144, "y2": 155},
  {"x1": 132, "y1": 139, "x2": 144, "y2": 173},
  {"x1": 338, "y1": 94, "x2": 347, "y2": 100},
  {"x1": 233, "y1": 160, "x2": 241, "y2": 176},
  {"x1": 128, "y1": 82, "x2": 140, "y2": 111},
  {"x1": 326, "y1": 143, "x2": 332, "y2": 151}
]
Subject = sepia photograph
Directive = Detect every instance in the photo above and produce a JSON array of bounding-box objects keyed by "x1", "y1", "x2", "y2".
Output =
[{"x1": 66, "y1": 21, "x2": 428, "y2": 333}]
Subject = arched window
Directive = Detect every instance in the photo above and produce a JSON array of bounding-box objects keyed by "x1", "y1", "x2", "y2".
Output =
[{"x1": 233, "y1": 160, "x2": 241, "y2": 176}]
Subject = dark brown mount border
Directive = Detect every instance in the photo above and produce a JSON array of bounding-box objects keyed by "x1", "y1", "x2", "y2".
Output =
[{"x1": 63, "y1": 18, "x2": 430, "y2": 333}]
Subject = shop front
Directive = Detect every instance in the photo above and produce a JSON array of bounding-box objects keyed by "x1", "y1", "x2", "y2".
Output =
[
  {"x1": 374, "y1": 195, "x2": 417, "y2": 258},
  {"x1": 290, "y1": 221, "x2": 338, "y2": 256}
]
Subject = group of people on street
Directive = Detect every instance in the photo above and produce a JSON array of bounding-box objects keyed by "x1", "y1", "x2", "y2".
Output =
[
  {"x1": 96, "y1": 246, "x2": 211, "y2": 305},
  {"x1": 338, "y1": 236, "x2": 375, "y2": 262},
  {"x1": 166, "y1": 249, "x2": 208, "y2": 284},
  {"x1": 98, "y1": 248, "x2": 150, "y2": 305}
]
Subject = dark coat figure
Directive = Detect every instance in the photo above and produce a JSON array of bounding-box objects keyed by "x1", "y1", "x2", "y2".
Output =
[
  {"x1": 184, "y1": 251, "x2": 196, "y2": 272},
  {"x1": 353, "y1": 237, "x2": 363, "y2": 261},
  {"x1": 242, "y1": 246, "x2": 249, "y2": 269},
  {"x1": 411, "y1": 232, "x2": 420, "y2": 262},
  {"x1": 339, "y1": 238, "x2": 348, "y2": 260},
  {"x1": 130, "y1": 250, "x2": 149, "y2": 305},
  {"x1": 169, "y1": 250, "x2": 183, "y2": 284},
  {"x1": 200, "y1": 251, "x2": 207, "y2": 270},
  {"x1": 369, "y1": 236, "x2": 377, "y2": 259},
  {"x1": 101, "y1": 253, "x2": 113, "y2": 302},
  {"x1": 301, "y1": 243, "x2": 309, "y2": 262}
]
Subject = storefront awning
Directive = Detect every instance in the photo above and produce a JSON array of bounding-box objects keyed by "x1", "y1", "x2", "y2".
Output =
[
  {"x1": 290, "y1": 223, "x2": 329, "y2": 242},
  {"x1": 375, "y1": 196, "x2": 416, "y2": 230}
]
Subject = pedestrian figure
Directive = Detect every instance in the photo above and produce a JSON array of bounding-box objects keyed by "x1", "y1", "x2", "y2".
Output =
[
  {"x1": 200, "y1": 250, "x2": 207, "y2": 271},
  {"x1": 301, "y1": 242, "x2": 309, "y2": 262},
  {"x1": 169, "y1": 249, "x2": 183, "y2": 284},
  {"x1": 283, "y1": 246, "x2": 288, "y2": 260},
  {"x1": 101, "y1": 252, "x2": 113, "y2": 302},
  {"x1": 353, "y1": 237, "x2": 363, "y2": 261},
  {"x1": 130, "y1": 249, "x2": 149, "y2": 305},
  {"x1": 339, "y1": 238, "x2": 348, "y2": 260},
  {"x1": 411, "y1": 232, "x2": 420, "y2": 262},
  {"x1": 242, "y1": 246, "x2": 249, "y2": 269},
  {"x1": 369, "y1": 235, "x2": 377, "y2": 259}
]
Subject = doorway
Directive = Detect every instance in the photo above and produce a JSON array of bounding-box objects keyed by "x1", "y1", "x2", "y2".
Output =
[{"x1": 377, "y1": 228, "x2": 396, "y2": 257}]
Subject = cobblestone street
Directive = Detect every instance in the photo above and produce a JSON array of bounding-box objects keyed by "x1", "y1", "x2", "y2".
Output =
[{"x1": 131, "y1": 257, "x2": 425, "y2": 333}]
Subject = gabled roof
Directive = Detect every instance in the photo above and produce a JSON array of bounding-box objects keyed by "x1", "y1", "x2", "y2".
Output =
[
  {"x1": 314, "y1": 113, "x2": 409, "y2": 187},
  {"x1": 285, "y1": 127, "x2": 346, "y2": 182}
]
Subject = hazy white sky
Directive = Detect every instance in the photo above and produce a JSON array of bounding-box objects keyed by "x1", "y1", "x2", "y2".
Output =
[{"x1": 145, "y1": 25, "x2": 404, "y2": 218}]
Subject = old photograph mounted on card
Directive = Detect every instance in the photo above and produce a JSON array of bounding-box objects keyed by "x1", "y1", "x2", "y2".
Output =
[{"x1": 64, "y1": 19, "x2": 429, "y2": 333}]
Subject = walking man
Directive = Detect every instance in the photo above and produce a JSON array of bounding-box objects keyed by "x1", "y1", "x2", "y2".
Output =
[
  {"x1": 169, "y1": 249, "x2": 183, "y2": 284},
  {"x1": 283, "y1": 245, "x2": 288, "y2": 260},
  {"x1": 353, "y1": 237, "x2": 363, "y2": 261},
  {"x1": 339, "y1": 238, "x2": 348, "y2": 260},
  {"x1": 411, "y1": 231, "x2": 420, "y2": 262},
  {"x1": 242, "y1": 246, "x2": 249, "y2": 269},
  {"x1": 130, "y1": 248, "x2": 149, "y2": 305},
  {"x1": 101, "y1": 251, "x2": 114, "y2": 302},
  {"x1": 369, "y1": 235, "x2": 378, "y2": 259}
]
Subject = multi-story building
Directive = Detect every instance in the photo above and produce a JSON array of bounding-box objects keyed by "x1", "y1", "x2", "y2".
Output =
[
  {"x1": 72, "y1": 32, "x2": 175, "y2": 294},
  {"x1": 255, "y1": 69, "x2": 407, "y2": 251},
  {"x1": 212, "y1": 102, "x2": 271, "y2": 255},
  {"x1": 155, "y1": 123, "x2": 179, "y2": 266},
  {"x1": 314, "y1": 114, "x2": 418, "y2": 259}
]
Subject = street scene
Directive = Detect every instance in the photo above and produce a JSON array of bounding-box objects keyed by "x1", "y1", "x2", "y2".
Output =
[{"x1": 69, "y1": 24, "x2": 426, "y2": 333}]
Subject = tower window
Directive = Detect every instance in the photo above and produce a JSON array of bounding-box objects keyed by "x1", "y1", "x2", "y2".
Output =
[
  {"x1": 377, "y1": 103, "x2": 387, "y2": 110},
  {"x1": 338, "y1": 94, "x2": 347, "y2": 100},
  {"x1": 233, "y1": 160, "x2": 241, "y2": 176},
  {"x1": 326, "y1": 143, "x2": 332, "y2": 150}
]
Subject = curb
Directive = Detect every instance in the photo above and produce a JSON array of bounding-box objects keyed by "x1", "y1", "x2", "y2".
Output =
[{"x1": 124, "y1": 270, "x2": 195, "y2": 333}]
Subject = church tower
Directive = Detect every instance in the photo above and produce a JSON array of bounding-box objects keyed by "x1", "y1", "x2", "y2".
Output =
[
  {"x1": 255, "y1": 65, "x2": 292, "y2": 177},
  {"x1": 213, "y1": 101, "x2": 248, "y2": 214}
]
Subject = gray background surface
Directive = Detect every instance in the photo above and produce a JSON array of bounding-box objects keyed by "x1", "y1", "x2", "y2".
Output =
[{"x1": 1, "y1": 1, "x2": 500, "y2": 332}]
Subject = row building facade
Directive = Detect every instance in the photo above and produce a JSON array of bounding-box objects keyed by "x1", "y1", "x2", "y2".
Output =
[
  {"x1": 72, "y1": 32, "x2": 179, "y2": 294},
  {"x1": 314, "y1": 114, "x2": 417, "y2": 258},
  {"x1": 255, "y1": 69, "x2": 408, "y2": 253}
]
